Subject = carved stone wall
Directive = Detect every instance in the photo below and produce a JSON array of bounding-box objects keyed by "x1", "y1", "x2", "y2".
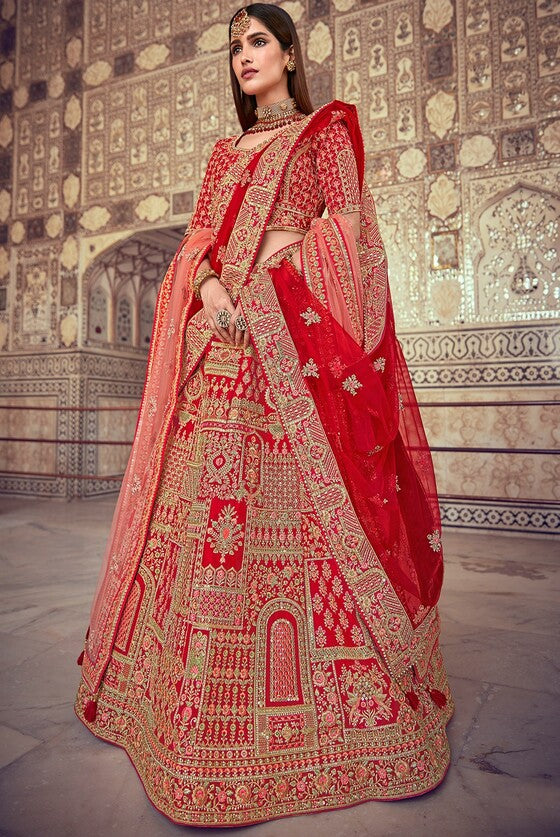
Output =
[{"x1": 0, "y1": 0, "x2": 558, "y2": 534}]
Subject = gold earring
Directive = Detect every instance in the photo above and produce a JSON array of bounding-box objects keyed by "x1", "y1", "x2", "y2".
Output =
[{"x1": 286, "y1": 58, "x2": 296, "y2": 72}]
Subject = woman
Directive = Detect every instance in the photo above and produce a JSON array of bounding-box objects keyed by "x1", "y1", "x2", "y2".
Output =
[{"x1": 76, "y1": 4, "x2": 453, "y2": 826}]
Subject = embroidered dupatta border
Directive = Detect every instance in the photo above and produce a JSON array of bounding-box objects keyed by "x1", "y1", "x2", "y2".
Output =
[{"x1": 240, "y1": 269, "x2": 440, "y2": 684}]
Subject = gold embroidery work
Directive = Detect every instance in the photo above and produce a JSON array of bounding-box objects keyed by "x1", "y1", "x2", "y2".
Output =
[
  {"x1": 77, "y1": 319, "x2": 452, "y2": 826},
  {"x1": 427, "y1": 529, "x2": 442, "y2": 552},
  {"x1": 302, "y1": 358, "x2": 320, "y2": 378},
  {"x1": 300, "y1": 307, "x2": 322, "y2": 326},
  {"x1": 342, "y1": 374, "x2": 363, "y2": 395}
]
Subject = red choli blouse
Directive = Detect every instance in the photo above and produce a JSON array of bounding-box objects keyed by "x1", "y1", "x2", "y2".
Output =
[{"x1": 189, "y1": 119, "x2": 362, "y2": 237}]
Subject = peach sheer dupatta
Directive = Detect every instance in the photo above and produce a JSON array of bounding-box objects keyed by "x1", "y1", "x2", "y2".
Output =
[
  {"x1": 82, "y1": 228, "x2": 212, "y2": 696},
  {"x1": 309, "y1": 213, "x2": 365, "y2": 345}
]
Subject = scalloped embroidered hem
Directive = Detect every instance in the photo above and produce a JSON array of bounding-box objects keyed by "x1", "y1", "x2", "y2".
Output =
[{"x1": 75, "y1": 687, "x2": 454, "y2": 828}]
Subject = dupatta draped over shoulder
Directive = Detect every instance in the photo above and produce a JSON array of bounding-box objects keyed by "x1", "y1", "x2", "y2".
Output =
[{"x1": 81, "y1": 102, "x2": 444, "y2": 708}]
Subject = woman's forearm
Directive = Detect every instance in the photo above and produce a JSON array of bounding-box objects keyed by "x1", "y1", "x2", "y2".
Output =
[
  {"x1": 196, "y1": 256, "x2": 212, "y2": 276},
  {"x1": 193, "y1": 257, "x2": 219, "y2": 299}
]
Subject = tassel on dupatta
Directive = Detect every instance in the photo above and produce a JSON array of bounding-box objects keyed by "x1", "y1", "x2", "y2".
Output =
[
  {"x1": 84, "y1": 697, "x2": 97, "y2": 722},
  {"x1": 429, "y1": 689, "x2": 448, "y2": 708}
]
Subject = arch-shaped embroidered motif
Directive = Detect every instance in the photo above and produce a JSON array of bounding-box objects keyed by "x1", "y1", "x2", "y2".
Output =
[
  {"x1": 254, "y1": 599, "x2": 317, "y2": 755},
  {"x1": 267, "y1": 613, "x2": 301, "y2": 705}
]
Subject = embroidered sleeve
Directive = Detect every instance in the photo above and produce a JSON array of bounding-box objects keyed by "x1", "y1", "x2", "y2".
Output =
[
  {"x1": 187, "y1": 142, "x2": 221, "y2": 232},
  {"x1": 313, "y1": 120, "x2": 362, "y2": 215}
]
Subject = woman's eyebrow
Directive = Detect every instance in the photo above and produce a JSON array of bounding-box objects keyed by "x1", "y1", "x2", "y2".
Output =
[{"x1": 230, "y1": 31, "x2": 269, "y2": 47}]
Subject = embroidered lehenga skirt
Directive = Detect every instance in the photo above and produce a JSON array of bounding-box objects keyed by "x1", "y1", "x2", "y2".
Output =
[{"x1": 76, "y1": 258, "x2": 453, "y2": 827}]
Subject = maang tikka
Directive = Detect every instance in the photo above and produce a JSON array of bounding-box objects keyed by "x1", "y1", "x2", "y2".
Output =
[{"x1": 231, "y1": 8, "x2": 251, "y2": 39}]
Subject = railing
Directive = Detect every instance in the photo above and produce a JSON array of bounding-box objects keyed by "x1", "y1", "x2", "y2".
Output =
[
  {"x1": 0, "y1": 403, "x2": 138, "y2": 484},
  {"x1": 0, "y1": 400, "x2": 558, "y2": 495}
]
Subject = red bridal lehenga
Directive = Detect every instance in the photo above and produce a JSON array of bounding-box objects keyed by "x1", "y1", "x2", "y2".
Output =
[{"x1": 76, "y1": 101, "x2": 454, "y2": 826}]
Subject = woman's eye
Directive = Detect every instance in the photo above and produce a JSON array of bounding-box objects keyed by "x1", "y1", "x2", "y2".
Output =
[{"x1": 231, "y1": 38, "x2": 266, "y2": 55}]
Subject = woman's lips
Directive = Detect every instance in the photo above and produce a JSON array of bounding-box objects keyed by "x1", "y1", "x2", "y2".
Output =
[{"x1": 242, "y1": 69, "x2": 258, "y2": 78}]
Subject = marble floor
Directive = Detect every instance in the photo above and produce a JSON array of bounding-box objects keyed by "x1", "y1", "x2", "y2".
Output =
[{"x1": 0, "y1": 496, "x2": 558, "y2": 837}]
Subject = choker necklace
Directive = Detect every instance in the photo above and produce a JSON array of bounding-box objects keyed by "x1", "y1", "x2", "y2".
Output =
[{"x1": 245, "y1": 97, "x2": 303, "y2": 134}]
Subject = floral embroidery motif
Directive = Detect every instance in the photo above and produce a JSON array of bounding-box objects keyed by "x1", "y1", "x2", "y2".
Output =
[
  {"x1": 300, "y1": 307, "x2": 321, "y2": 326},
  {"x1": 239, "y1": 169, "x2": 252, "y2": 186},
  {"x1": 328, "y1": 356, "x2": 344, "y2": 377},
  {"x1": 398, "y1": 392, "x2": 404, "y2": 411},
  {"x1": 342, "y1": 374, "x2": 363, "y2": 396},
  {"x1": 301, "y1": 358, "x2": 319, "y2": 378},
  {"x1": 129, "y1": 474, "x2": 141, "y2": 494},
  {"x1": 373, "y1": 357, "x2": 386, "y2": 372},
  {"x1": 337, "y1": 661, "x2": 395, "y2": 727},
  {"x1": 427, "y1": 529, "x2": 442, "y2": 552},
  {"x1": 395, "y1": 474, "x2": 401, "y2": 492},
  {"x1": 207, "y1": 504, "x2": 244, "y2": 561}
]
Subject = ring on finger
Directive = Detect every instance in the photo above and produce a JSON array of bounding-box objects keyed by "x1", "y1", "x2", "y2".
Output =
[
  {"x1": 234, "y1": 315, "x2": 247, "y2": 332},
  {"x1": 215, "y1": 309, "x2": 231, "y2": 329}
]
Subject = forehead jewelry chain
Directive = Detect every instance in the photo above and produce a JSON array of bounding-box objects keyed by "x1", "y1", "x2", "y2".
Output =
[{"x1": 231, "y1": 8, "x2": 251, "y2": 39}]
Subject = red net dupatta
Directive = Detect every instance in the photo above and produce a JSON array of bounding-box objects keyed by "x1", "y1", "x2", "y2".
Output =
[{"x1": 271, "y1": 210, "x2": 443, "y2": 624}]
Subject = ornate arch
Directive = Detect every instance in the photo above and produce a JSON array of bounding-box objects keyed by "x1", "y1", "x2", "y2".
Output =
[
  {"x1": 474, "y1": 182, "x2": 559, "y2": 321},
  {"x1": 82, "y1": 228, "x2": 181, "y2": 350}
]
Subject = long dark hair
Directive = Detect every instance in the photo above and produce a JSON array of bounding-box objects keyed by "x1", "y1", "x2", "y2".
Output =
[{"x1": 229, "y1": 3, "x2": 314, "y2": 131}]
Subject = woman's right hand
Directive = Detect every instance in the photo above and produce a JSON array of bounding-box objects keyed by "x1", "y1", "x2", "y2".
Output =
[{"x1": 200, "y1": 277, "x2": 249, "y2": 347}]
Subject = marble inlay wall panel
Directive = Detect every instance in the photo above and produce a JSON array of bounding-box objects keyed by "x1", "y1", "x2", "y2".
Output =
[
  {"x1": 0, "y1": 394, "x2": 58, "y2": 476},
  {"x1": 402, "y1": 321, "x2": 559, "y2": 534},
  {"x1": 457, "y1": 0, "x2": 560, "y2": 131},
  {"x1": 371, "y1": 181, "x2": 430, "y2": 328},
  {"x1": 15, "y1": 0, "x2": 67, "y2": 86},
  {"x1": 401, "y1": 321, "x2": 559, "y2": 388},
  {"x1": 12, "y1": 103, "x2": 64, "y2": 219},
  {"x1": 463, "y1": 162, "x2": 560, "y2": 322},
  {"x1": 95, "y1": 395, "x2": 140, "y2": 478},
  {"x1": 0, "y1": 354, "x2": 76, "y2": 497},
  {"x1": 81, "y1": 351, "x2": 146, "y2": 497},
  {"x1": 434, "y1": 450, "x2": 557, "y2": 504},
  {"x1": 84, "y1": 0, "x2": 241, "y2": 64},
  {"x1": 12, "y1": 244, "x2": 60, "y2": 349},
  {"x1": 84, "y1": 369, "x2": 145, "y2": 496},
  {"x1": 334, "y1": 2, "x2": 424, "y2": 152},
  {"x1": 81, "y1": 57, "x2": 233, "y2": 225},
  {"x1": 423, "y1": 386, "x2": 559, "y2": 501},
  {"x1": 0, "y1": 350, "x2": 147, "y2": 498},
  {"x1": 0, "y1": 0, "x2": 558, "y2": 534}
]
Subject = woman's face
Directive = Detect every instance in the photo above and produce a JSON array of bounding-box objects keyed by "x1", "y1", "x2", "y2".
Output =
[{"x1": 230, "y1": 16, "x2": 292, "y2": 105}]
